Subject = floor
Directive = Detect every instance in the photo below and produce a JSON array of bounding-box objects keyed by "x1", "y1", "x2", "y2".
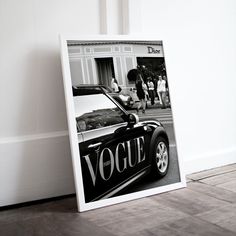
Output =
[{"x1": 1, "y1": 164, "x2": 236, "y2": 236}]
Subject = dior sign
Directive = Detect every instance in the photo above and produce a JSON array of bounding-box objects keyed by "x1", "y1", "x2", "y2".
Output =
[{"x1": 147, "y1": 46, "x2": 161, "y2": 54}]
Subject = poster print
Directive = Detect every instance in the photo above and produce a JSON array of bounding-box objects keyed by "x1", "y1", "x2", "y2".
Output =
[{"x1": 60, "y1": 36, "x2": 186, "y2": 212}]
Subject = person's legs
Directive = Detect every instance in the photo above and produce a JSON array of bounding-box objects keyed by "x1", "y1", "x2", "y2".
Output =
[
  {"x1": 136, "y1": 101, "x2": 142, "y2": 113},
  {"x1": 150, "y1": 90, "x2": 155, "y2": 105},
  {"x1": 161, "y1": 92, "x2": 166, "y2": 108},
  {"x1": 141, "y1": 99, "x2": 146, "y2": 113},
  {"x1": 158, "y1": 92, "x2": 162, "y2": 105},
  {"x1": 145, "y1": 94, "x2": 148, "y2": 109}
]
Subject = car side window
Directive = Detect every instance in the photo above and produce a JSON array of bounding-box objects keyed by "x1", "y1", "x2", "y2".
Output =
[{"x1": 74, "y1": 94, "x2": 126, "y2": 132}]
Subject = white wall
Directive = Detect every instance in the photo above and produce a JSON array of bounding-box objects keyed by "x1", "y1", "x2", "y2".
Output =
[
  {"x1": 0, "y1": 0, "x2": 236, "y2": 207},
  {"x1": 0, "y1": 0, "x2": 101, "y2": 206},
  {"x1": 139, "y1": 0, "x2": 236, "y2": 173}
]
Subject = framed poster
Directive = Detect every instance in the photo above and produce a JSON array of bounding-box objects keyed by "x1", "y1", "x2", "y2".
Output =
[{"x1": 60, "y1": 35, "x2": 186, "y2": 212}]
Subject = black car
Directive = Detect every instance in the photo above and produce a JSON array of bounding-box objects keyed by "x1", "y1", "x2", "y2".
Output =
[
  {"x1": 73, "y1": 86, "x2": 169, "y2": 203},
  {"x1": 73, "y1": 85, "x2": 134, "y2": 109}
]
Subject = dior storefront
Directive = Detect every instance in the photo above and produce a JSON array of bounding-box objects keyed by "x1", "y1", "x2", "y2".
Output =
[{"x1": 68, "y1": 41, "x2": 165, "y2": 96}]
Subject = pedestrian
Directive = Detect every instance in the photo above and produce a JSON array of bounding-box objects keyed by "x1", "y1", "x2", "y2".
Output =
[
  {"x1": 163, "y1": 75, "x2": 170, "y2": 107},
  {"x1": 135, "y1": 74, "x2": 146, "y2": 113},
  {"x1": 147, "y1": 77, "x2": 155, "y2": 105},
  {"x1": 157, "y1": 75, "x2": 167, "y2": 108},
  {"x1": 153, "y1": 75, "x2": 158, "y2": 98},
  {"x1": 111, "y1": 77, "x2": 121, "y2": 93},
  {"x1": 142, "y1": 81, "x2": 149, "y2": 108}
]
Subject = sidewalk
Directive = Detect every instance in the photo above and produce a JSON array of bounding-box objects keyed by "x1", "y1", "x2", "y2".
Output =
[{"x1": 132, "y1": 99, "x2": 171, "y2": 110}]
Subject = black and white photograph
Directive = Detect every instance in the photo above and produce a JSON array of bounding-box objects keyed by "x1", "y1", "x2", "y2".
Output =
[{"x1": 60, "y1": 37, "x2": 186, "y2": 211}]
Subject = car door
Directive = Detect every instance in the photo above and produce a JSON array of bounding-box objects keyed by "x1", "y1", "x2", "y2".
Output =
[{"x1": 74, "y1": 93, "x2": 152, "y2": 203}]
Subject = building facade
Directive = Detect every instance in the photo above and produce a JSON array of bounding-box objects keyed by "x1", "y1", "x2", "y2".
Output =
[{"x1": 68, "y1": 41, "x2": 165, "y2": 95}]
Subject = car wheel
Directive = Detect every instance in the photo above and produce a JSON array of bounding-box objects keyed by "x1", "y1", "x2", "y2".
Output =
[{"x1": 151, "y1": 136, "x2": 169, "y2": 178}]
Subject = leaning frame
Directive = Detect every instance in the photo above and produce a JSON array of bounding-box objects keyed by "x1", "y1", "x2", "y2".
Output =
[{"x1": 60, "y1": 35, "x2": 186, "y2": 212}]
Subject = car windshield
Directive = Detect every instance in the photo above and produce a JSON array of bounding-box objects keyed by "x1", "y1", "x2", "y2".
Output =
[
  {"x1": 74, "y1": 94, "x2": 126, "y2": 132},
  {"x1": 101, "y1": 86, "x2": 112, "y2": 93}
]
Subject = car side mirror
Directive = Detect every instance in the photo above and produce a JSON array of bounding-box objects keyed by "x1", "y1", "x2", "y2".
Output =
[{"x1": 127, "y1": 113, "x2": 139, "y2": 127}]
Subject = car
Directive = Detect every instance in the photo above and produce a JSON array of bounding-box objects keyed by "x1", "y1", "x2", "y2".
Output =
[
  {"x1": 73, "y1": 86, "x2": 169, "y2": 203},
  {"x1": 72, "y1": 85, "x2": 134, "y2": 109}
]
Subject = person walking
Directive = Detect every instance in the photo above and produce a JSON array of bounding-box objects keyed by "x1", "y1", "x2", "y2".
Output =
[
  {"x1": 111, "y1": 77, "x2": 120, "y2": 93},
  {"x1": 163, "y1": 75, "x2": 170, "y2": 107},
  {"x1": 157, "y1": 75, "x2": 167, "y2": 108},
  {"x1": 135, "y1": 74, "x2": 146, "y2": 113},
  {"x1": 142, "y1": 81, "x2": 149, "y2": 108},
  {"x1": 147, "y1": 77, "x2": 155, "y2": 105}
]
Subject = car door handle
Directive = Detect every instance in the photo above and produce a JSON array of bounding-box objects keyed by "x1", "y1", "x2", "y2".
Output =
[{"x1": 88, "y1": 142, "x2": 102, "y2": 149}]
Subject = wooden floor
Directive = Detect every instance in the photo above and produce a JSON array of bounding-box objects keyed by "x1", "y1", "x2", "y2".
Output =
[{"x1": 1, "y1": 164, "x2": 236, "y2": 236}]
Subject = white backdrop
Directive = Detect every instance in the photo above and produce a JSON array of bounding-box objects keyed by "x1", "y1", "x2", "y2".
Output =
[
  {"x1": 138, "y1": 0, "x2": 236, "y2": 173},
  {"x1": 0, "y1": 0, "x2": 235, "y2": 206}
]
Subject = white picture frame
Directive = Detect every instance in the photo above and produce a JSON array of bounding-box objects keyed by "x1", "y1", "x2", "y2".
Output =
[{"x1": 60, "y1": 35, "x2": 186, "y2": 212}]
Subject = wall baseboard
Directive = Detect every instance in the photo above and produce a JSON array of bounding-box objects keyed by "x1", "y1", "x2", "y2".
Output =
[
  {"x1": 183, "y1": 146, "x2": 236, "y2": 175},
  {"x1": 0, "y1": 131, "x2": 75, "y2": 207},
  {"x1": 0, "y1": 130, "x2": 69, "y2": 144}
]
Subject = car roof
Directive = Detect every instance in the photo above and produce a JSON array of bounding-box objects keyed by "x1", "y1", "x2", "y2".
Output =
[
  {"x1": 72, "y1": 86, "x2": 103, "y2": 96},
  {"x1": 72, "y1": 85, "x2": 113, "y2": 96}
]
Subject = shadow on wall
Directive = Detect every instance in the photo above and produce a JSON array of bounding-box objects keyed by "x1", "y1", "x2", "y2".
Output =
[
  {"x1": 15, "y1": 48, "x2": 73, "y2": 203},
  {"x1": 15, "y1": 47, "x2": 68, "y2": 136},
  {"x1": 4, "y1": 133, "x2": 75, "y2": 206},
  {"x1": 0, "y1": 47, "x2": 75, "y2": 206}
]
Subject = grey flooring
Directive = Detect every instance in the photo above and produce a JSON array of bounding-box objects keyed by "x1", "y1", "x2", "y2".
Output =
[{"x1": 1, "y1": 163, "x2": 236, "y2": 236}]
